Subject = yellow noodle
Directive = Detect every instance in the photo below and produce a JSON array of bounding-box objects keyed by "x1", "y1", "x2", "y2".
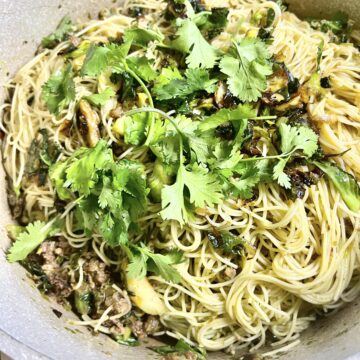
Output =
[{"x1": 1, "y1": 0, "x2": 360, "y2": 357}]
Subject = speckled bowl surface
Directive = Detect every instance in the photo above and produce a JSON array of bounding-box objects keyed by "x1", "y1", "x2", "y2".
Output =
[{"x1": 0, "y1": 1, "x2": 359, "y2": 359}]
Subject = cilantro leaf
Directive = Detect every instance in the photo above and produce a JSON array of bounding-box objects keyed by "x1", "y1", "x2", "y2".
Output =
[
  {"x1": 64, "y1": 141, "x2": 113, "y2": 196},
  {"x1": 273, "y1": 158, "x2": 291, "y2": 189},
  {"x1": 126, "y1": 56, "x2": 157, "y2": 82},
  {"x1": 41, "y1": 16, "x2": 73, "y2": 49},
  {"x1": 161, "y1": 162, "x2": 223, "y2": 224},
  {"x1": 230, "y1": 162, "x2": 263, "y2": 199},
  {"x1": 219, "y1": 38, "x2": 273, "y2": 102},
  {"x1": 123, "y1": 27, "x2": 164, "y2": 47},
  {"x1": 177, "y1": 117, "x2": 213, "y2": 163},
  {"x1": 42, "y1": 64, "x2": 75, "y2": 115},
  {"x1": 161, "y1": 165, "x2": 188, "y2": 224},
  {"x1": 154, "y1": 67, "x2": 182, "y2": 88},
  {"x1": 123, "y1": 112, "x2": 150, "y2": 146},
  {"x1": 127, "y1": 253, "x2": 148, "y2": 280},
  {"x1": 152, "y1": 67, "x2": 182, "y2": 98},
  {"x1": 128, "y1": 245, "x2": 183, "y2": 283},
  {"x1": 226, "y1": 160, "x2": 272, "y2": 198},
  {"x1": 279, "y1": 123, "x2": 319, "y2": 157},
  {"x1": 81, "y1": 44, "x2": 110, "y2": 77},
  {"x1": 146, "y1": 250, "x2": 183, "y2": 283},
  {"x1": 171, "y1": 19, "x2": 219, "y2": 69},
  {"x1": 198, "y1": 103, "x2": 256, "y2": 131},
  {"x1": 273, "y1": 124, "x2": 319, "y2": 188},
  {"x1": 84, "y1": 88, "x2": 116, "y2": 106},
  {"x1": 81, "y1": 42, "x2": 132, "y2": 77},
  {"x1": 49, "y1": 141, "x2": 148, "y2": 248},
  {"x1": 154, "y1": 68, "x2": 216, "y2": 100},
  {"x1": 182, "y1": 164, "x2": 223, "y2": 208},
  {"x1": 7, "y1": 221, "x2": 58, "y2": 262}
]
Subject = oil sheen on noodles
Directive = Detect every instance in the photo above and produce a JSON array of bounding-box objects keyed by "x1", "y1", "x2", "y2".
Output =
[{"x1": 1, "y1": 0, "x2": 360, "y2": 357}]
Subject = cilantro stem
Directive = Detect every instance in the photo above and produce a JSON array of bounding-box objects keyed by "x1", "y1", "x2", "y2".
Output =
[
  {"x1": 123, "y1": 65, "x2": 156, "y2": 146},
  {"x1": 250, "y1": 116, "x2": 277, "y2": 121},
  {"x1": 237, "y1": 151, "x2": 295, "y2": 163},
  {"x1": 124, "y1": 106, "x2": 185, "y2": 166},
  {"x1": 124, "y1": 107, "x2": 183, "y2": 137},
  {"x1": 124, "y1": 66, "x2": 153, "y2": 107}
]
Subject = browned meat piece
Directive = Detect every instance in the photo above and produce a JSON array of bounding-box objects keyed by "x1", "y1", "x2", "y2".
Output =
[
  {"x1": 46, "y1": 272, "x2": 72, "y2": 298},
  {"x1": 83, "y1": 258, "x2": 110, "y2": 287},
  {"x1": 131, "y1": 319, "x2": 147, "y2": 339},
  {"x1": 7, "y1": 185, "x2": 25, "y2": 221},
  {"x1": 104, "y1": 291, "x2": 131, "y2": 315},
  {"x1": 144, "y1": 315, "x2": 161, "y2": 335},
  {"x1": 109, "y1": 320, "x2": 126, "y2": 336},
  {"x1": 39, "y1": 241, "x2": 57, "y2": 263},
  {"x1": 38, "y1": 239, "x2": 72, "y2": 298}
]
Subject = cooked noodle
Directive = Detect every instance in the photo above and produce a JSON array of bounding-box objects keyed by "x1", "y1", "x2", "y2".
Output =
[{"x1": 1, "y1": 0, "x2": 360, "y2": 357}]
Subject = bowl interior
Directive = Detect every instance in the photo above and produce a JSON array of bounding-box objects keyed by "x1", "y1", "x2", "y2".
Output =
[{"x1": 0, "y1": 1, "x2": 359, "y2": 359}]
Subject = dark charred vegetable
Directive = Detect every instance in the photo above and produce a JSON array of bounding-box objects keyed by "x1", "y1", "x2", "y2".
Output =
[
  {"x1": 22, "y1": 254, "x2": 54, "y2": 293},
  {"x1": 285, "y1": 167, "x2": 323, "y2": 199},
  {"x1": 127, "y1": 7, "x2": 144, "y2": 18},
  {"x1": 258, "y1": 28, "x2": 273, "y2": 43},
  {"x1": 152, "y1": 339, "x2": 207, "y2": 360},
  {"x1": 208, "y1": 231, "x2": 248, "y2": 256},
  {"x1": 25, "y1": 129, "x2": 62, "y2": 186},
  {"x1": 201, "y1": 8, "x2": 229, "y2": 40},
  {"x1": 165, "y1": 0, "x2": 205, "y2": 20},
  {"x1": 215, "y1": 123, "x2": 235, "y2": 141},
  {"x1": 7, "y1": 184, "x2": 25, "y2": 222},
  {"x1": 52, "y1": 309, "x2": 63, "y2": 318},
  {"x1": 111, "y1": 72, "x2": 136, "y2": 101},
  {"x1": 165, "y1": 0, "x2": 187, "y2": 20},
  {"x1": 320, "y1": 77, "x2": 331, "y2": 88},
  {"x1": 286, "y1": 107, "x2": 312, "y2": 128},
  {"x1": 307, "y1": 11, "x2": 352, "y2": 43},
  {"x1": 214, "y1": 81, "x2": 238, "y2": 109},
  {"x1": 262, "y1": 62, "x2": 299, "y2": 106},
  {"x1": 266, "y1": 8, "x2": 276, "y2": 27},
  {"x1": 242, "y1": 136, "x2": 262, "y2": 156},
  {"x1": 74, "y1": 289, "x2": 94, "y2": 315}
]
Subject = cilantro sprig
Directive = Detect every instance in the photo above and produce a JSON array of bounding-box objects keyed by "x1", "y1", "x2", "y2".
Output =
[
  {"x1": 171, "y1": 18, "x2": 219, "y2": 69},
  {"x1": 41, "y1": 16, "x2": 73, "y2": 49},
  {"x1": 219, "y1": 38, "x2": 273, "y2": 102},
  {"x1": 7, "y1": 220, "x2": 60, "y2": 263},
  {"x1": 83, "y1": 88, "x2": 116, "y2": 106},
  {"x1": 127, "y1": 244, "x2": 183, "y2": 283},
  {"x1": 50, "y1": 140, "x2": 148, "y2": 247},
  {"x1": 42, "y1": 64, "x2": 75, "y2": 115},
  {"x1": 154, "y1": 68, "x2": 217, "y2": 101}
]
